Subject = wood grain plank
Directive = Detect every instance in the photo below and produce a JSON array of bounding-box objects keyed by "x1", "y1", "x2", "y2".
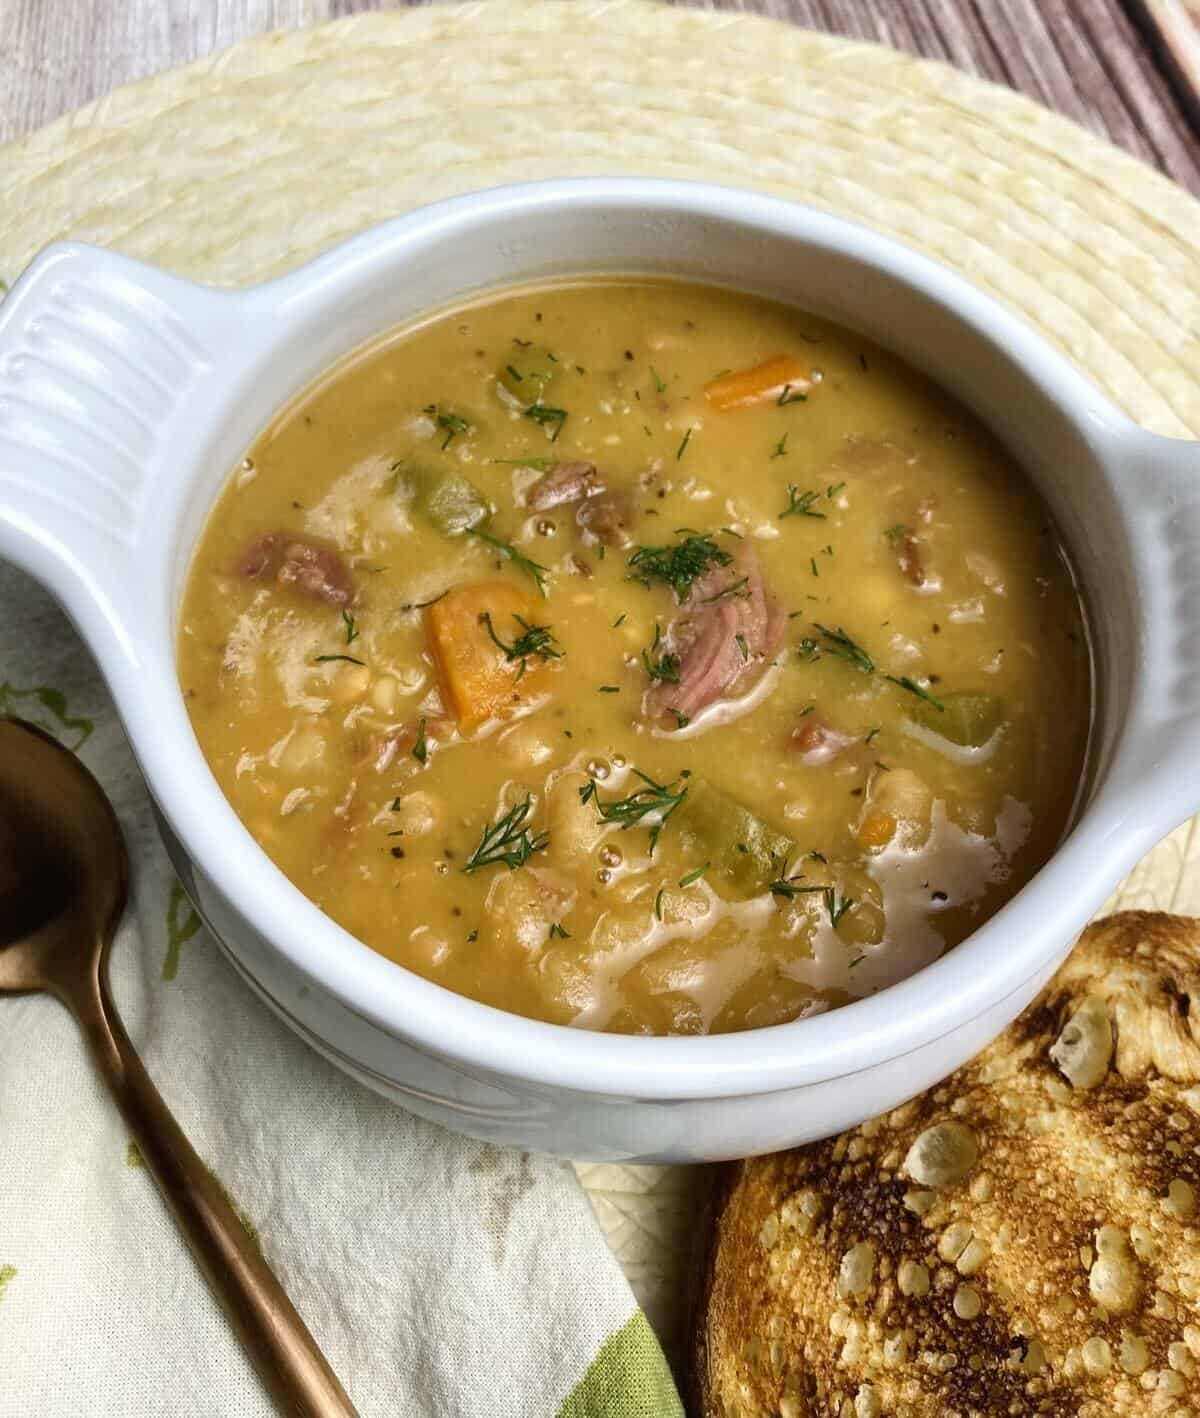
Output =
[
  {"x1": 1128, "y1": 0, "x2": 1200, "y2": 127},
  {"x1": 0, "y1": 0, "x2": 331, "y2": 142},
  {"x1": 0, "y1": 1, "x2": 1197, "y2": 185}
]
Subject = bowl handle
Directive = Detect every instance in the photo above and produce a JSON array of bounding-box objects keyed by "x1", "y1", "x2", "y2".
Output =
[
  {"x1": 1103, "y1": 428, "x2": 1200, "y2": 829},
  {"x1": 0, "y1": 243, "x2": 240, "y2": 664}
]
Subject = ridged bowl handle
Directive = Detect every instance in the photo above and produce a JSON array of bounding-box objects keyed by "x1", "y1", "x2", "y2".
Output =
[{"x1": 0, "y1": 244, "x2": 240, "y2": 666}]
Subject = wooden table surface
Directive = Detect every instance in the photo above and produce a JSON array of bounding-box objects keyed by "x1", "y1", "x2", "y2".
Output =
[{"x1": 2, "y1": 0, "x2": 1199, "y2": 193}]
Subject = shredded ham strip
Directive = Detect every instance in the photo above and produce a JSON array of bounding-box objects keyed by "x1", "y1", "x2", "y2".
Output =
[{"x1": 647, "y1": 544, "x2": 786, "y2": 724}]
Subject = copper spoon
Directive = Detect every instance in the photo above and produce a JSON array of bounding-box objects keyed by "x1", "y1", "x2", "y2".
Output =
[{"x1": 0, "y1": 717, "x2": 359, "y2": 1417}]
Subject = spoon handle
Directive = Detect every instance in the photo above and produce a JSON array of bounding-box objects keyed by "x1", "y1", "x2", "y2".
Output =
[{"x1": 67, "y1": 954, "x2": 359, "y2": 1418}]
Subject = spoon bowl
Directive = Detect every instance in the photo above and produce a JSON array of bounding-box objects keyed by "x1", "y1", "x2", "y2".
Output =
[
  {"x1": 0, "y1": 717, "x2": 126, "y2": 989},
  {"x1": 0, "y1": 716, "x2": 357, "y2": 1417}
]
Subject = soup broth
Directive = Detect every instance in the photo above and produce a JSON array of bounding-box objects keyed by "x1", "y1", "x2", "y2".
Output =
[{"x1": 179, "y1": 280, "x2": 1091, "y2": 1034}]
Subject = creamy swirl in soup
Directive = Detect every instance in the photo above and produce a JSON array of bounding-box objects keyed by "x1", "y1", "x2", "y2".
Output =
[{"x1": 179, "y1": 280, "x2": 1091, "y2": 1034}]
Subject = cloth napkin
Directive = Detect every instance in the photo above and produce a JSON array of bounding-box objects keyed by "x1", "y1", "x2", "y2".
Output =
[{"x1": 0, "y1": 556, "x2": 684, "y2": 1415}]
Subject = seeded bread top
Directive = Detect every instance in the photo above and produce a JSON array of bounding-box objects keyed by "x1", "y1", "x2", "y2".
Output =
[{"x1": 694, "y1": 911, "x2": 1200, "y2": 1418}]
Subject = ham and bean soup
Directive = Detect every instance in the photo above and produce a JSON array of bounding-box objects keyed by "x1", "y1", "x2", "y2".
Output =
[{"x1": 179, "y1": 280, "x2": 1091, "y2": 1034}]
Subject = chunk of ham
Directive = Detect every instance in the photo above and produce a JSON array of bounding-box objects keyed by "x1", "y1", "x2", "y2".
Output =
[
  {"x1": 893, "y1": 527, "x2": 926, "y2": 587},
  {"x1": 647, "y1": 544, "x2": 786, "y2": 725},
  {"x1": 526, "y1": 461, "x2": 603, "y2": 511},
  {"x1": 577, "y1": 492, "x2": 633, "y2": 549},
  {"x1": 359, "y1": 716, "x2": 452, "y2": 774},
  {"x1": 238, "y1": 532, "x2": 355, "y2": 606},
  {"x1": 790, "y1": 714, "x2": 857, "y2": 765}
]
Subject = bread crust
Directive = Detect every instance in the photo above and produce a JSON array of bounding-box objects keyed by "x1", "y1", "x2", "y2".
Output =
[{"x1": 692, "y1": 912, "x2": 1200, "y2": 1417}]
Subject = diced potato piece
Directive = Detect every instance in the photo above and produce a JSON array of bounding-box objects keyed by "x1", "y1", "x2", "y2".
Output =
[
  {"x1": 546, "y1": 770, "x2": 607, "y2": 866},
  {"x1": 486, "y1": 869, "x2": 569, "y2": 959},
  {"x1": 912, "y1": 691, "x2": 1005, "y2": 748},
  {"x1": 425, "y1": 581, "x2": 531, "y2": 730},
  {"x1": 712, "y1": 968, "x2": 819, "y2": 1032},
  {"x1": 833, "y1": 867, "x2": 885, "y2": 947},
  {"x1": 678, "y1": 777, "x2": 795, "y2": 897},
  {"x1": 656, "y1": 887, "x2": 711, "y2": 928},
  {"x1": 497, "y1": 345, "x2": 560, "y2": 406},
  {"x1": 703, "y1": 355, "x2": 811, "y2": 411},
  {"x1": 857, "y1": 766, "x2": 932, "y2": 847}
]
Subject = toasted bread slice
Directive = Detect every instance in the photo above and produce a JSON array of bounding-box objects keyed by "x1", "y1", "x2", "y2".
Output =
[{"x1": 693, "y1": 912, "x2": 1200, "y2": 1417}]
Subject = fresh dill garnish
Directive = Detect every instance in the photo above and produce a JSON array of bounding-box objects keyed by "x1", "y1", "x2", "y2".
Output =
[
  {"x1": 769, "y1": 876, "x2": 826, "y2": 900},
  {"x1": 849, "y1": 954, "x2": 866, "y2": 968},
  {"x1": 676, "y1": 427, "x2": 694, "y2": 461},
  {"x1": 578, "y1": 768, "x2": 689, "y2": 854},
  {"x1": 798, "y1": 702, "x2": 815, "y2": 717},
  {"x1": 641, "y1": 624, "x2": 681, "y2": 684},
  {"x1": 883, "y1": 523, "x2": 909, "y2": 544},
  {"x1": 771, "y1": 433, "x2": 789, "y2": 459},
  {"x1": 462, "y1": 797, "x2": 549, "y2": 874},
  {"x1": 488, "y1": 455, "x2": 555, "y2": 470},
  {"x1": 524, "y1": 403, "x2": 568, "y2": 441},
  {"x1": 777, "y1": 383, "x2": 807, "y2": 406},
  {"x1": 400, "y1": 590, "x2": 449, "y2": 613},
  {"x1": 627, "y1": 531, "x2": 732, "y2": 601},
  {"x1": 826, "y1": 890, "x2": 855, "y2": 927},
  {"x1": 467, "y1": 929, "x2": 479, "y2": 943},
  {"x1": 678, "y1": 863, "x2": 709, "y2": 888},
  {"x1": 810, "y1": 558, "x2": 819, "y2": 578},
  {"x1": 797, "y1": 637, "x2": 820, "y2": 662},
  {"x1": 864, "y1": 726, "x2": 881, "y2": 743},
  {"x1": 314, "y1": 653, "x2": 365, "y2": 666},
  {"x1": 481, "y1": 611, "x2": 562, "y2": 681},
  {"x1": 341, "y1": 610, "x2": 359, "y2": 645},
  {"x1": 650, "y1": 367, "x2": 667, "y2": 394},
  {"x1": 412, "y1": 717, "x2": 428, "y2": 765},
  {"x1": 701, "y1": 575, "x2": 749, "y2": 605},
  {"x1": 768, "y1": 876, "x2": 854, "y2": 927},
  {"x1": 804, "y1": 626, "x2": 945, "y2": 709},
  {"x1": 612, "y1": 613, "x2": 627, "y2": 628},
  {"x1": 827, "y1": 482, "x2": 846, "y2": 499},
  {"x1": 883, "y1": 674, "x2": 945, "y2": 711},
  {"x1": 670, "y1": 709, "x2": 690, "y2": 730},
  {"x1": 423, "y1": 403, "x2": 471, "y2": 451},
  {"x1": 720, "y1": 526, "x2": 744, "y2": 539},
  {"x1": 809, "y1": 850, "x2": 828, "y2": 863},
  {"x1": 598, "y1": 685, "x2": 620, "y2": 695},
  {"x1": 469, "y1": 528, "x2": 550, "y2": 597},
  {"x1": 549, "y1": 921, "x2": 571, "y2": 940},
  {"x1": 654, "y1": 888, "x2": 666, "y2": 921},
  {"x1": 780, "y1": 485, "x2": 826, "y2": 520},
  {"x1": 813, "y1": 624, "x2": 875, "y2": 673},
  {"x1": 505, "y1": 364, "x2": 523, "y2": 382},
  {"x1": 735, "y1": 633, "x2": 749, "y2": 661}
]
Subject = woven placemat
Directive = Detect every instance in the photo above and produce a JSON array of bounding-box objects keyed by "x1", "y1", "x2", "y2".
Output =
[{"x1": 3, "y1": 0, "x2": 1199, "y2": 1363}]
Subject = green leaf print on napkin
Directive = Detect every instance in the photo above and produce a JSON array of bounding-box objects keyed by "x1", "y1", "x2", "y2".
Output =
[
  {"x1": 162, "y1": 882, "x2": 202, "y2": 982},
  {"x1": 0, "y1": 1265, "x2": 16, "y2": 1304},
  {"x1": 0, "y1": 683, "x2": 93, "y2": 752},
  {"x1": 557, "y1": 1312, "x2": 683, "y2": 1418}
]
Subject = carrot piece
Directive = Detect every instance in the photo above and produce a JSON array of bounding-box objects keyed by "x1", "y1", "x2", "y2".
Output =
[
  {"x1": 703, "y1": 355, "x2": 812, "y2": 412},
  {"x1": 425, "y1": 581, "x2": 533, "y2": 731}
]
